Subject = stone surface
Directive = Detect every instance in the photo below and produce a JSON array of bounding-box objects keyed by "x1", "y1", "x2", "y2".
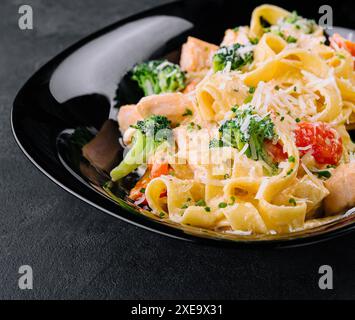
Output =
[{"x1": 0, "y1": 0, "x2": 355, "y2": 299}]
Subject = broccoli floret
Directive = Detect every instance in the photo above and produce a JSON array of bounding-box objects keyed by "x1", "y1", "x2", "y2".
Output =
[
  {"x1": 213, "y1": 44, "x2": 254, "y2": 72},
  {"x1": 214, "y1": 107, "x2": 278, "y2": 172},
  {"x1": 131, "y1": 60, "x2": 186, "y2": 96},
  {"x1": 132, "y1": 115, "x2": 171, "y2": 140},
  {"x1": 110, "y1": 115, "x2": 172, "y2": 181}
]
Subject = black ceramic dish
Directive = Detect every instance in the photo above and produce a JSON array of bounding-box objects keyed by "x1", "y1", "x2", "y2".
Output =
[{"x1": 12, "y1": 0, "x2": 355, "y2": 247}]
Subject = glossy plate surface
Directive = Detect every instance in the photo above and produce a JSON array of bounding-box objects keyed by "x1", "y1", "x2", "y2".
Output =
[{"x1": 12, "y1": 0, "x2": 355, "y2": 247}]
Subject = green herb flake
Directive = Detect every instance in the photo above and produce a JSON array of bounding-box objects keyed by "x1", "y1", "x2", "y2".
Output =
[
  {"x1": 229, "y1": 196, "x2": 236, "y2": 206},
  {"x1": 249, "y1": 37, "x2": 259, "y2": 45},
  {"x1": 315, "y1": 170, "x2": 332, "y2": 179},
  {"x1": 249, "y1": 87, "x2": 256, "y2": 94},
  {"x1": 288, "y1": 156, "x2": 295, "y2": 163},
  {"x1": 288, "y1": 198, "x2": 297, "y2": 206},
  {"x1": 286, "y1": 36, "x2": 297, "y2": 43},
  {"x1": 244, "y1": 95, "x2": 253, "y2": 104},
  {"x1": 196, "y1": 199, "x2": 207, "y2": 207},
  {"x1": 218, "y1": 202, "x2": 228, "y2": 209},
  {"x1": 183, "y1": 109, "x2": 193, "y2": 117}
]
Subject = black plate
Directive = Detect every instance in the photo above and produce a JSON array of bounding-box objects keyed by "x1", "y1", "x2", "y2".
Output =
[{"x1": 12, "y1": 0, "x2": 355, "y2": 247}]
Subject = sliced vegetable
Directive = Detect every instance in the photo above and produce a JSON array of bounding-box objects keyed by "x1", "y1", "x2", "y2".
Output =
[{"x1": 294, "y1": 122, "x2": 342, "y2": 165}]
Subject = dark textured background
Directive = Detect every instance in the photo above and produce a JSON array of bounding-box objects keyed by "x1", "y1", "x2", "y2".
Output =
[{"x1": 1, "y1": 0, "x2": 355, "y2": 300}]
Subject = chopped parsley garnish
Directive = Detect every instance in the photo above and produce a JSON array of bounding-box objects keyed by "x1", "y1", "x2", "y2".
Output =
[
  {"x1": 286, "y1": 36, "x2": 297, "y2": 43},
  {"x1": 196, "y1": 199, "x2": 207, "y2": 207},
  {"x1": 244, "y1": 95, "x2": 253, "y2": 104},
  {"x1": 249, "y1": 37, "x2": 259, "y2": 45},
  {"x1": 288, "y1": 198, "x2": 297, "y2": 206},
  {"x1": 288, "y1": 156, "x2": 295, "y2": 163},
  {"x1": 315, "y1": 170, "x2": 332, "y2": 179},
  {"x1": 249, "y1": 86, "x2": 256, "y2": 94},
  {"x1": 229, "y1": 196, "x2": 236, "y2": 206},
  {"x1": 183, "y1": 108, "x2": 193, "y2": 117},
  {"x1": 218, "y1": 202, "x2": 228, "y2": 209}
]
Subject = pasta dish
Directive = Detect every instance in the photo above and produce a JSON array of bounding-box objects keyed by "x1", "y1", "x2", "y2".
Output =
[{"x1": 84, "y1": 5, "x2": 355, "y2": 236}]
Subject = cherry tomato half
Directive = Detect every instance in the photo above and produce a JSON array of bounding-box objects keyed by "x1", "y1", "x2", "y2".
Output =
[{"x1": 294, "y1": 122, "x2": 342, "y2": 165}]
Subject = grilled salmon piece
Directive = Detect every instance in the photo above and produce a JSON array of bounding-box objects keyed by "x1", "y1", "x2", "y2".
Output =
[{"x1": 180, "y1": 36, "x2": 218, "y2": 72}]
